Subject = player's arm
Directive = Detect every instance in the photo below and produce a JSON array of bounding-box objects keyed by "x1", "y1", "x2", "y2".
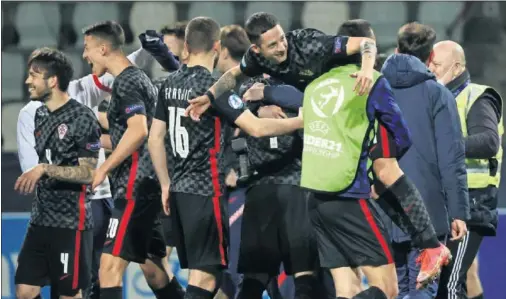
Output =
[
  {"x1": 17, "y1": 107, "x2": 39, "y2": 172},
  {"x1": 99, "y1": 94, "x2": 148, "y2": 174},
  {"x1": 185, "y1": 49, "x2": 264, "y2": 120},
  {"x1": 148, "y1": 90, "x2": 171, "y2": 189},
  {"x1": 371, "y1": 77, "x2": 412, "y2": 157},
  {"x1": 42, "y1": 113, "x2": 101, "y2": 184},
  {"x1": 215, "y1": 92, "x2": 303, "y2": 138}
]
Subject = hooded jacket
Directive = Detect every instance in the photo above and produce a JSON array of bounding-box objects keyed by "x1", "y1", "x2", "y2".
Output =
[{"x1": 381, "y1": 54, "x2": 470, "y2": 242}]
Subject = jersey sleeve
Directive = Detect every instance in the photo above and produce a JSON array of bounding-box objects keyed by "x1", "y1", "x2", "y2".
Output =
[
  {"x1": 154, "y1": 83, "x2": 168, "y2": 122},
  {"x1": 239, "y1": 47, "x2": 264, "y2": 77},
  {"x1": 370, "y1": 77, "x2": 412, "y2": 158},
  {"x1": 295, "y1": 28, "x2": 349, "y2": 61},
  {"x1": 73, "y1": 111, "x2": 102, "y2": 158},
  {"x1": 213, "y1": 90, "x2": 248, "y2": 124},
  {"x1": 117, "y1": 78, "x2": 147, "y2": 119}
]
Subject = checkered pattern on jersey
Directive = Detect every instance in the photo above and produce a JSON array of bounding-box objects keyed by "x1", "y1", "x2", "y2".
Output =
[
  {"x1": 108, "y1": 66, "x2": 158, "y2": 201},
  {"x1": 156, "y1": 65, "x2": 225, "y2": 197},
  {"x1": 238, "y1": 77, "x2": 303, "y2": 186},
  {"x1": 31, "y1": 99, "x2": 101, "y2": 230},
  {"x1": 241, "y1": 28, "x2": 339, "y2": 91}
]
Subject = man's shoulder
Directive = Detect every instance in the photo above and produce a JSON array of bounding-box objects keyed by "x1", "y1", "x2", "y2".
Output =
[{"x1": 20, "y1": 101, "x2": 43, "y2": 118}]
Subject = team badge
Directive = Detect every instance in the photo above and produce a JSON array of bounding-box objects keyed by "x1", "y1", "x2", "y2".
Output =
[
  {"x1": 228, "y1": 94, "x2": 244, "y2": 110},
  {"x1": 58, "y1": 123, "x2": 68, "y2": 140}
]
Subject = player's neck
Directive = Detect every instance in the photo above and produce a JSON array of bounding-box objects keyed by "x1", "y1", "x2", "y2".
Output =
[
  {"x1": 45, "y1": 91, "x2": 70, "y2": 112},
  {"x1": 186, "y1": 53, "x2": 215, "y2": 73},
  {"x1": 104, "y1": 52, "x2": 133, "y2": 77},
  {"x1": 222, "y1": 61, "x2": 240, "y2": 74}
]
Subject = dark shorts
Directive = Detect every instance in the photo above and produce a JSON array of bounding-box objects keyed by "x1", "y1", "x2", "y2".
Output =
[
  {"x1": 369, "y1": 124, "x2": 398, "y2": 160},
  {"x1": 170, "y1": 192, "x2": 229, "y2": 269},
  {"x1": 308, "y1": 193, "x2": 394, "y2": 269},
  {"x1": 238, "y1": 184, "x2": 318, "y2": 276},
  {"x1": 15, "y1": 225, "x2": 93, "y2": 296},
  {"x1": 161, "y1": 214, "x2": 175, "y2": 247},
  {"x1": 102, "y1": 192, "x2": 166, "y2": 263}
]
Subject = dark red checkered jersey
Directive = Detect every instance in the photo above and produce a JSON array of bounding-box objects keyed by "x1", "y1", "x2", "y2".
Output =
[
  {"x1": 155, "y1": 65, "x2": 246, "y2": 197},
  {"x1": 32, "y1": 99, "x2": 101, "y2": 230},
  {"x1": 240, "y1": 28, "x2": 349, "y2": 91},
  {"x1": 108, "y1": 66, "x2": 158, "y2": 201}
]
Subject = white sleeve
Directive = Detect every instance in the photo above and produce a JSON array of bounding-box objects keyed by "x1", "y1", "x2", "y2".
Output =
[
  {"x1": 17, "y1": 108, "x2": 38, "y2": 172},
  {"x1": 67, "y1": 74, "x2": 110, "y2": 109},
  {"x1": 127, "y1": 47, "x2": 153, "y2": 70}
]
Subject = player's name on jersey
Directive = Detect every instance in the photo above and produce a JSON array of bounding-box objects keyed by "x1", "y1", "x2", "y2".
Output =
[{"x1": 164, "y1": 87, "x2": 193, "y2": 102}]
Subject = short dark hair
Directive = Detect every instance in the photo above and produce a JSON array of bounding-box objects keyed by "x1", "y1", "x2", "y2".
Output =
[
  {"x1": 220, "y1": 25, "x2": 251, "y2": 61},
  {"x1": 160, "y1": 21, "x2": 188, "y2": 40},
  {"x1": 28, "y1": 47, "x2": 74, "y2": 92},
  {"x1": 397, "y1": 22, "x2": 437, "y2": 62},
  {"x1": 337, "y1": 19, "x2": 374, "y2": 39},
  {"x1": 82, "y1": 20, "x2": 125, "y2": 50},
  {"x1": 245, "y1": 12, "x2": 278, "y2": 45},
  {"x1": 185, "y1": 17, "x2": 221, "y2": 53}
]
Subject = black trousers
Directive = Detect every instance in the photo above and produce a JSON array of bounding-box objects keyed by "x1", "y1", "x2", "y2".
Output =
[{"x1": 436, "y1": 230, "x2": 483, "y2": 299}]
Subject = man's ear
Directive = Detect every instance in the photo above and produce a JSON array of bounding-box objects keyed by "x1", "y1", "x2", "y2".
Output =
[
  {"x1": 47, "y1": 76, "x2": 57, "y2": 90},
  {"x1": 251, "y1": 44, "x2": 261, "y2": 54}
]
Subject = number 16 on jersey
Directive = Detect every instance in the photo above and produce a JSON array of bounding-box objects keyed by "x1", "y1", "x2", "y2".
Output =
[{"x1": 168, "y1": 107, "x2": 189, "y2": 158}]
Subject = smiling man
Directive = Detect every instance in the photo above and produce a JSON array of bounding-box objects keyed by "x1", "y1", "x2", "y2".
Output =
[{"x1": 81, "y1": 21, "x2": 182, "y2": 299}]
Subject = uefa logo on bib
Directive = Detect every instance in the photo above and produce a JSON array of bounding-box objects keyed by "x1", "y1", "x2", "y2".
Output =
[{"x1": 309, "y1": 78, "x2": 345, "y2": 119}]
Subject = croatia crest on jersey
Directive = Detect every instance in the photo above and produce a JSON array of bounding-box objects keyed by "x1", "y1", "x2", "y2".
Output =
[{"x1": 58, "y1": 123, "x2": 68, "y2": 140}]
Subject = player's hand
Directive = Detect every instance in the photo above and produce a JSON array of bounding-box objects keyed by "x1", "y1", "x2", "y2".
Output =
[
  {"x1": 225, "y1": 169, "x2": 238, "y2": 188},
  {"x1": 450, "y1": 219, "x2": 468, "y2": 241},
  {"x1": 184, "y1": 94, "x2": 211, "y2": 121},
  {"x1": 296, "y1": 108, "x2": 304, "y2": 128},
  {"x1": 370, "y1": 185, "x2": 379, "y2": 200},
  {"x1": 243, "y1": 83, "x2": 265, "y2": 102},
  {"x1": 91, "y1": 167, "x2": 107, "y2": 192},
  {"x1": 350, "y1": 70, "x2": 374, "y2": 96},
  {"x1": 14, "y1": 164, "x2": 45, "y2": 194},
  {"x1": 161, "y1": 185, "x2": 171, "y2": 215},
  {"x1": 258, "y1": 105, "x2": 287, "y2": 119}
]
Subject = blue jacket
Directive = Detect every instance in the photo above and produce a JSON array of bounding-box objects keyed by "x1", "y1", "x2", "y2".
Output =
[{"x1": 381, "y1": 54, "x2": 470, "y2": 242}]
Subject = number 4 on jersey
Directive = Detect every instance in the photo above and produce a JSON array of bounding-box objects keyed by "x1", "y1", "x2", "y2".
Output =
[{"x1": 168, "y1": 107, "x2": 189, "y2": 158}]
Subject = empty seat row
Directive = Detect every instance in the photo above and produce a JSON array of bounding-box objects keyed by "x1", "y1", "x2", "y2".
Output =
[{"x1": 3, "y1": 1, "x2": 467, "y2": 51}]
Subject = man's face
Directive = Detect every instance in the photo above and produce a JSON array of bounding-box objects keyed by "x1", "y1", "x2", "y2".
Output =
[
  {"x1": 25, "y1": 66, "x2": 52, "y2": 102},
  {"x1": 429, "y1": 49, "x2": 456, "y2": 85},
  {"x1": 163, "y1": 34, "x2": 184, "y2": 58},
  {"x1": 82, "y1": 35, "x2": 108, "y2": 77},
  {"x1": 254, "y1": 25, "x2": 288, "y2": 64}
]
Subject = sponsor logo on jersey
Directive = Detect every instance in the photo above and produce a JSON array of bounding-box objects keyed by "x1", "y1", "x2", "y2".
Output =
[
  {"x1": 125, "y1": 104, "x2": 144, "y2": 114},
  {"x1": 86, "y1": 141, "x2": 102, "y2": 151},
  {"x1": 334, "y1": 37, "x2": 342, "y2": 54}
]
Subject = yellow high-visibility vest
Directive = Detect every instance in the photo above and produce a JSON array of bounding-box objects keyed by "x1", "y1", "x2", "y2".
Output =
[{"x1": 456, "y1": 83, "x2": 503, "y2": 188}]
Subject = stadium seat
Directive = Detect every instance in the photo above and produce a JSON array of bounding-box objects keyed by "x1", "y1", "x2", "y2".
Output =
[
  {"x1": 360, "y1": 2, "x2": 407, "y2": 48},
  {"x1": 73, "y1": 3, "x2": 120, "y2": 48},
  {"x1": 419, "y1": 2, "x2": 464, "y2": 42},
  {"x1": 188, "y1": 2, "x2": 235, "y2": 27},
  {"x1": 67, "y1": 51, "x2": 85, "y2": 80},
  {"x1": 301, "y1": 2, "x2": 349, "y2": 35},
  {"x1": 2, "y1": 101, "x2": 25, "y2": 152},
  {"x1": 129, "y1": 2, "x2": 177, "y2": 48},
  {"x1": 245, "y1": 2, "x2": 293, "y2": 30},
  {"x1": 1, "y1": 52, "x2": 25, "y2": 102},
  {"x1": 14, "y1": 3, "x2": 60, "y2": 49}
]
